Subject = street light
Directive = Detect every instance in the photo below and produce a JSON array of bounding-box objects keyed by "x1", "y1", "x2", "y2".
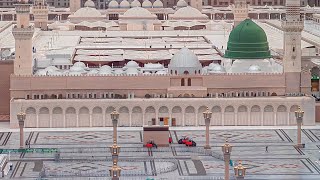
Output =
[
  {"x1": 295, "y1": 106, "x2": 304, "y2": 148},
  {"x1": 222, "y1": 139, "x2": 232, "y2": 180},
  {"x1": 234, "y1": 160, "x2": 246, "y2": 180},
  {"x1": 109, "y1": 110, "x2": 121, "y2": 180},
  {"x1": 203, "y1": 107, "x2": 212, "y2": 149},
  {"x1": 17, "y1": 110, "x2": 26, "y2": 149}
]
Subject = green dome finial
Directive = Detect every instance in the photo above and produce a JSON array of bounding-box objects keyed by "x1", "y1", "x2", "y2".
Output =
[{"x1": 224, "y1": 19, "x2": 272, "y2": 59}]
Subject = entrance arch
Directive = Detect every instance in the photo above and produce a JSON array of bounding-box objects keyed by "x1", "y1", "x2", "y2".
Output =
[
  {"x1": 119, "y1": 106, "x2": 129, "y2": 126},
  {"x1": 237, "y1": 105, "x2": 248, "y2": 125},
  {"x1": 224, "y1": 106, "x2": 235, "y2": 126},
  {"x1": 145, "y1": 106, "x2": 156, "y2": 126},
  {"x1": 198, "y1": 106, "x2": 207, "y2": 126},
  {"x1": 276, "y1": 105, "x2": 288, "y2": 125},
  {"x1": 159, "y1": 106, "x2": 169, "y2": 126},
  {"x1": 25, "y1": 107, "x2": 36, "y2": 128},
  {"x1": 263, "y1": 105, "x2": 274, "y2": 125},
  {"x1": 132, "y1": 106, "x2": 143, "y2": 126},
  {"x1": 250, "y1": 105, "x2": 261, "y2": 126},
  {"x1": 105, "y1": 106, "x2": 115, "y2": 127},
  {"x1": 92, "y1": 107, "x2": 103, "y2": 127},
  {"x1": 39, "y1": 107, "x2": 50, "y2": 128},
  {"x1": 185, "y1": 106, "x2": 196, "y2": 126},
  {"x1": 289, "y1": 105, "x2": 299, "y2": 125},
  {"x1": 52, "y1": 107, "x2": 63, "y2": 127},
  {"x1": 65, "y1": 107, "x2": 76, "y2": 127},
  {"x1": 79, "y1": 107, "x2": 90, "y2": 127},
  {"x1": 212, "y1": 106, "x2": 222, "y2": 126},
  {"x1": 172, "y1": 106, "x2": 182, "y2": 126}
]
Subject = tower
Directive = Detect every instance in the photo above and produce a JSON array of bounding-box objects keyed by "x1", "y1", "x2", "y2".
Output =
[
  {"x1": 232, "y1": 0, "x2": 249, "y2": 27},
  {"x1": 190, "y1": 0, "x2": 202, "y2": 11},
  {"x1": 70, "y1": 0, "x2": 81, "y2": 13},
  {"x1": 32, "y1": 0, "x2": 48, "y2": 30},
  {"x1": 12, "y1": 0, "x2": 35, "y2": 76},
  {"x1": 281, "y1": 0, "x2": 304, "y2": 93}
]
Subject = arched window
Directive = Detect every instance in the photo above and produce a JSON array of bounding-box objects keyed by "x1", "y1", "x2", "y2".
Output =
[
  {"x1": 184, "y1": 71, "x2": 189, "y2": 75},
  {"x1": 188, "y1": 78, "x2": 191, "y2": 86},
  {"x1": 181, "y1": 78, "x2": 185, "y2": 86},
  {"x1": 175, "y1": 70, "x2": 177, "y2": 75}
]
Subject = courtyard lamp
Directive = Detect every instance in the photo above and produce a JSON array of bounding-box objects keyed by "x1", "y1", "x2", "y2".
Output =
[
  {"x1": 222, "y1": 139, "x2": 232, "y2": 180},
  {"x1": 17, "y1": 110, "x2": 26, "y2": 149},
  {"x1": 234, "y1": 160, "x2": 246, "y2": 180},
  {"x1": 203, "y1": 107, "x2": 212, "y2": 149},
  {"x1": 295, "y1": 106, "x2": 304, "y2": 148}
]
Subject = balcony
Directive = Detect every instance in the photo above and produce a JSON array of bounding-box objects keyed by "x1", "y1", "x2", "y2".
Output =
[{"x1": 12, "y1": 25, "x2": 34, "y2": 39}]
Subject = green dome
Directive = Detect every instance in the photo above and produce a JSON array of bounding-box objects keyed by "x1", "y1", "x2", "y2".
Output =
[{"x1": 224, "y1": 19, "x2": 272, "y2": 59}]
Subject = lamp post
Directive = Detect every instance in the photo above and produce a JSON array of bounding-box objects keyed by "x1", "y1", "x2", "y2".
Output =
[
  {"x1": 222, "y1": 139, "x2": 232, "y2": 180},
  {"x1": 109, "y1": 109, "x2": 121, "y2": 180},
  {"x1": 203, "y1": 107, "x2": 212, "y2": 149},
  {"x1": 234, "y1": 160, "x2": 246, "y2": 180},
  {"x1": 295, "y1": 106, "x2": 304, "y2": 148},
  {"x1": 17, "y1": 110, "x2": 26, "y2": 149}
]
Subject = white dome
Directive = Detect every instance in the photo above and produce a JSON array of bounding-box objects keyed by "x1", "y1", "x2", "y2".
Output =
[
  {"x1": 156, "y1": 70, "x2": 167, "y2": 75},
  {"x1": 144, "y1": 63, "x2": 164, "y2": 69},
  {"x1": 142, "y1": 0, "x2": 152, "y2": 8},
  {"x1": 248, "y1": 65, "x2": 262, "y2": 73},
  {"x1": 114, "y1": 69, "x2": 124, "y2": 75},
  {"x1": 84, "y1": 0, "x2": 95, "y2": 8},
  {"x1": 70, "y1": 66, "x2": 85, "y2": 72},
  {"x1": 209, "y1": 65, "x2": 226, "y2": 73},
  {"x1": 35, "y1": 69, "x2": 47, "y2": 75},
  {"x1": 100, "y1": 65, "x2": 112, "y2": 71},
  {"x1": 120, "y1": 0, "x2": 130, "y2": 8},
  {"x1": 73, "y1": 7, "x2": 102, "y2": 17},
  {"x1": 172, "y1": 6, "x2": 206, "y2": 18},
  {"x1": 44, "y1": 66, "x2": 59, "y2": 72},
  {"x1": 177, "y1": 0, "x2": 188, "y2": 7},
  {"x1": 73, "y1": 61, "x2": 86, "y2": 68},
  {"x1": 208, "y1": 63, "x2": 219, "y2": 69},
  {"x1": 169, "y1": 47, "x2": 201, "y2": 68},
  {"x1": 131, "y1": 0, "x2": 141, "y2": 7},
  {"x1": 108, "y1": 0, "x2": 119, "y2": 8},
  {"x1": 48, "y1": 71, "x2": 63, "y2": 76},
  {"x1": 123, "y1": 7, "x2": 154, "y2": 18},
  {"x1": 126, "y1": 60, "x2": 139, "y2": 68},
  {"x1": 153, "y1": 0, "x2": 163, "y2": 8},
  {"x1": 99, "y1": 67, "x2": 112, "y2": 75},
  {"x1": 126, "y1": 67, "x2": 139, "y2": 75}
]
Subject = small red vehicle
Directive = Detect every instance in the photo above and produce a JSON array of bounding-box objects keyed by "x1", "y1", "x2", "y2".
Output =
[
  {"x1": 178, "y1": 136, "x2": 189, "y2": 144},
  {"x1": 185, "y1": 139, "x2": 197, "y2": 147},
  {"x1": 169, "y1": 137, "x2": 173, "y2": 144}
]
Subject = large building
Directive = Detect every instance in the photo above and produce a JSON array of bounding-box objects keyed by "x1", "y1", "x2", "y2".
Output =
[{"x1": 1, "y1": 0, "x2": 320, "y2": 128}]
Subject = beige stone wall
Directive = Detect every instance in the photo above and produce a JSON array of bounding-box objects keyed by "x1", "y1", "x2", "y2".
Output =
[
  {"x1": 10, "y1": 96, "x2": 315, "y2": 128},
  {"x1": 10, "y1": 73, "x2": 287, "y2": 99},
  {"x1": 0, "y1": 61, "x2": 13, "y2": 117}
]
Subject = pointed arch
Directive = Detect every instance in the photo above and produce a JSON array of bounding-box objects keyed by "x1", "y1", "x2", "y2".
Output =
[
  {"x1": 92, "y1": 106, "x2": 103, "y2": 127},
  {"x1": 39, "y1": 107, "x2": 49, "y2": 128},
  {"x1": 25, "y1": 107, "x2": 36, "y2": 128},
  {"x1": 52, "y1": 107, "x2": 63, "y2": 128},
  {"x1": 79, "y1": 107, "x2": 90, "y2": 127},
  {"x1": 65, "y1": 107, "x2": 76, "y2": 127}
]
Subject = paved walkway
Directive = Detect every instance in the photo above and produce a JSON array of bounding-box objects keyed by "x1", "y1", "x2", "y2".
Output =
[{"x1": 0, "y1": 126, "x2": 320, "y2": 179}]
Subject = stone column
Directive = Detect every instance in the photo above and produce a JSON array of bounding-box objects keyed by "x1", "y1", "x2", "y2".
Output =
[{"x1": 204, "y1": 117, "x2": 211, "y2": 149}]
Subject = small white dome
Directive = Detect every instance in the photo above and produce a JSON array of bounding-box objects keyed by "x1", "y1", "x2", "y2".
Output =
[
  {"x1": 44, "y1": 66, "x2": 59, "y2": 72},
  {"x1": 99, "y1": 67, "x2": 112, "y2": 75},
  {"x1": 209, "y1": 65, "x2": 226, "y2": 73},
  {"x1": 84, "y1": 0, "x2": 95, "y2": 8},
  {"x1": 108, "y1": 0, "x2": 119, "y2": 8},
  {"x1": 177, "y1": 0, "x2": 188, "y2": 7},
  {"x1": 172, "y1": 6, "x2": 206, "y2": 19},
  {"x1": 73, "y1": 62, "x2": 86, "y2": 68},
  {"x1": 142, "y1": 0, "x2": 152, "y2": 8},
  {"x1": 48, "y1": 71, "x2": 63, "y2": 76},
  {"x1": 153, "y1": 0, "x2": 163, "y2": 8},
  {"x1": 208, "y1": 63, "x2": 219, "y2": 69},
  {"x1": 70, "y1": 66, "x2": 84, "y2": 72},
  {"x1": 123, "y1": 7, "x2": 155, "y2": 18},
  {"x1": 126, "y1": 67, "x2": 139, "y2": 75},
  {"x1": 156, "y1": 70, "x2": 167, "y2": 75},
  {"x1": 126, "y1": 60, "x2": 139, "y2": 68},
  {"x1": 169, "y1": 47, "x2": 201, "y2": 68},
  {"x1": 35, "y1": 69, "x2": 47, "y2": 75},
  {"x1": 248, "y1": 65, "x2": 262, "y2": 73},
  {"x1": 144, "y1": 63, "x2": 164, "y2": 69},
  {"x1": 100, "y1": 65, "x2": 112, "y2": 71},
  {"x1": 114, "y1": 69, "x2": 124, "y2": 75},
  {"x1": 120, "y1": 0, "x2": 130, "y2": 8},
  {"x1": 131, "y1": 0, "x2": 141, "y2": 7},
  {"x1": 73, "y1": 7, "x2": 102, "y2": 17}
]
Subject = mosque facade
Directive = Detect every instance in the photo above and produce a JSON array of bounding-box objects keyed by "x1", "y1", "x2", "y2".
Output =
[{"x1": 0, "y1": 0, "x2": 319, "y2": 128}]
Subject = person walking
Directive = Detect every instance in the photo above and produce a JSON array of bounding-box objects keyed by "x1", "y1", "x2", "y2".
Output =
[{"x1": 265, "y1": 146, "x2": 268, "y2": 152}]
